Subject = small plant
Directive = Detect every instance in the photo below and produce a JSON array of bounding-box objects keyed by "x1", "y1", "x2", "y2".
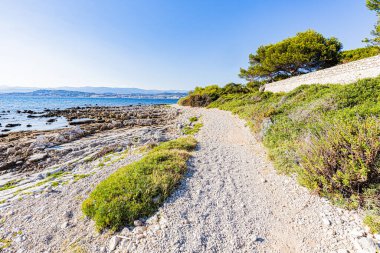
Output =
[
  {"x1": 0, "y1": 179, "x2": 22, "y2": 191},
  {"x1": 82, "y1": 136, "x2": 197, "y2": 231},
  {"x1": 364, "y1": 215, "x2": 380, "y2": 234},
  {"x1": 182, "y1": 123, "x2": 203, "y2": 135},
  {"x1": 0, "y1": 238, "x2": 11, "y2": 250},
  {"x1": 189, "y1": 116, "x2": 198, "y2": 122},
  {"x1": 73, "y1": 174, "x2": 91, "y2": 183},
  {"x1": 51, "y1": 181, "x2": 60, "y2": 187}
]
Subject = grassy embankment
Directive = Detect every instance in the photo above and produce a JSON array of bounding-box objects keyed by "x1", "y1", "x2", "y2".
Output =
[
  {"x1": 82, "y1": 118, "x2": 200, "y2": 231},
  {"x1": 339, "y1": 46, "x2": 380, "y2": 63},
  {"x1": 180, "y1": 76, "x2": 380, "y2": 233}
]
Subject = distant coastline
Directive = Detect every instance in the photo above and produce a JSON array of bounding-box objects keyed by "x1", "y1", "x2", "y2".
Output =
[{"x1": 0, "y1": 89, "x2": 187, "y2": 99}]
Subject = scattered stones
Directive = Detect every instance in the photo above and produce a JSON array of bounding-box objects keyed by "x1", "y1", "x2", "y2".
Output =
[
  {"x1": 0, "y1": 105, "x2": 178, "y2": 175},
  {"x1": 352, "y1": 237, "x2": 377, "y2": 253}
]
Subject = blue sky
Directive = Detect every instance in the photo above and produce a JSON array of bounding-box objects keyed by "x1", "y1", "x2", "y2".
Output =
[{"x1": 0, "y1": 0, "x2": 376, "y2": 90}]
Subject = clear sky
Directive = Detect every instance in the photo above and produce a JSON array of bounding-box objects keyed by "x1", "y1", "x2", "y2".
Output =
[{"x1": 0, "y1": 0, "x2": 376, "y2": 90}]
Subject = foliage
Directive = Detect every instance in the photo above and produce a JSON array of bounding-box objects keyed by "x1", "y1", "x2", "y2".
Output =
[
  {"x1": 0, "y1": 179, "x2": 21, "y2": 191},
  {"x1": 239, "y1": 30, "x2": 342, "y2": 82},
  {"x1": 340, "y1": 46, "x2": 380, "y2": 63},
  {"x1": 298, "y1": 117, "x2": 380, "y2": 208},
  {"x1": 364, "y1": 0, "x2": 380, "y2": 45},
  {"x1": 82, "y1": 136, "x2": 197, "y2": 231},
  {"x1": 203, "y1": 76, "x2": 380, "y2": 218},
  {"x1": 222, "y1": 83, "x2": 249, "y2": 94},
  {"x1": 364, "y1": 215, "x2": 380, "y2": 233},
  {"x1": 182, "y1": 123, "x2": 203, "y2": 135},
  {"x1": 179, "y1": 83, "x2": 249, "y2": 107},
  {"x1": 178, "y1": 85, "x2": 222, "y2": 107}
]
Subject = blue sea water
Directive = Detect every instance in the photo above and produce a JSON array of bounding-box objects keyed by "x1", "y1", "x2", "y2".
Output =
[
  {"x1": 0, "y1": 96, "x2": 178, "y2": 133},
  {"x1": 0, "y1": 96, "x2": 178, "y2": 112}
]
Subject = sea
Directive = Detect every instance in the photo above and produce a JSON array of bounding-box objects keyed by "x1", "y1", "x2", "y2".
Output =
[{"x1": 0, "y1": 96, "x2": 178, "y2": 133}]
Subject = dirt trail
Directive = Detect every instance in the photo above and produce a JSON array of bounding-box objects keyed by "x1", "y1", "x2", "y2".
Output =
[{"x1": 136, "y1": 107, "x2": 376, "y2": 253}]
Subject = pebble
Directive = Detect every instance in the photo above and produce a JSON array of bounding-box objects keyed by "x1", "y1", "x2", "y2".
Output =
[
  {"x1": 322, "y1": 217, "x2": 331, "y2": 226},
  {"x1": 133, "y1": 226, "x2": 146, "y2": 234},
  {"x1": 60, "y1": 221, "x2": 69, "y2": 229},
  {"x1": 108, "y1": 236, "x2": 121, "y2": 251},
  {"x1": 149, "y1": 224, "x2": 161, "y2": 232},
  {"x1": 136, "y1": 234, "x2": 145, "y2": 240},
  {"x1": 350, "y1": 228, "x2": 366, "y2": 238},
  {"x1": 15, "y1": 235, "x2": 26, "y2": 243},
  {"x1": 120, "y1": 227, "x2": 131, "y2": 236},
  {"x1": 133, "y1": 220, "x2": 143, "y2": 226}
]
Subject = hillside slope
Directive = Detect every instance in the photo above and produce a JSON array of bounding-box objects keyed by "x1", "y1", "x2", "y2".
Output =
[{"x1": 265, "y1": 55, "x2": 380, "y2": 92}]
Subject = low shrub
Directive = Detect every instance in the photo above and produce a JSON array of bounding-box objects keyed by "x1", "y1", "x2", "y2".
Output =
[
  {"x1": 179, "y1": 83, "x2": 249, "y2": 107},
  {"x1": 82, "y1": 136, "x2": 197, "y2": 231},
  {"x1": 340, "y1": 46, "x2": 380, "y2": 63},
  {"x1": 297, "y1": 117, "x2": 380, "y2": 208}
]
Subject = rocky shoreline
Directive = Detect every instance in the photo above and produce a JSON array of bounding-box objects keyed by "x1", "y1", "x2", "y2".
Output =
[
  {"x1": 0, "y1": 104, "x2": 197, "y2": 252},
  {"x1": 0, "y1": 105, "x2": 178, "y2": 174}
]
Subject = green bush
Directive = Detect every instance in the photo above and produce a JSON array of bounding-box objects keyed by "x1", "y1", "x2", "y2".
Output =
[
  {"x1": 82, "y1": 136, "x2": 197, "y2": 231},
  {"x1": 298, "y1": 117, "x2": 380, "y2": 207},
  {"x1": 340, "y1": 46, "x2": 380, "y2": 63},
  {"x1": 178, "y1": 83, "x2": 250, "y2": 107},
  {"x1": 178, "y1": 85, "x2": 223, "y2": 107}
]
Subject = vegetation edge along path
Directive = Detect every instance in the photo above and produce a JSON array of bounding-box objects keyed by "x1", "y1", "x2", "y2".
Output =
[
  {"x1": 82, "y1": 118, "x2": 201, "y2": 231},
  {"x1": 179, "y1": 76, "x2": 380, "y2": 234}
]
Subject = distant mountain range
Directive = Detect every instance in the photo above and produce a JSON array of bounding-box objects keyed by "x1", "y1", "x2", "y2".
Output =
[
  {"x1": 0, "y1": 88, "x2": 188, "y2": 99},
  {"x1": 0, "y1": 86, "x2": 187, "y2": 94}
]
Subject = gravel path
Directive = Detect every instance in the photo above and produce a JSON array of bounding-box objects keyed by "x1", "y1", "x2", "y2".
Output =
[{"x1": 134, "y1": 107, "x2": 378, "y2": 253}]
